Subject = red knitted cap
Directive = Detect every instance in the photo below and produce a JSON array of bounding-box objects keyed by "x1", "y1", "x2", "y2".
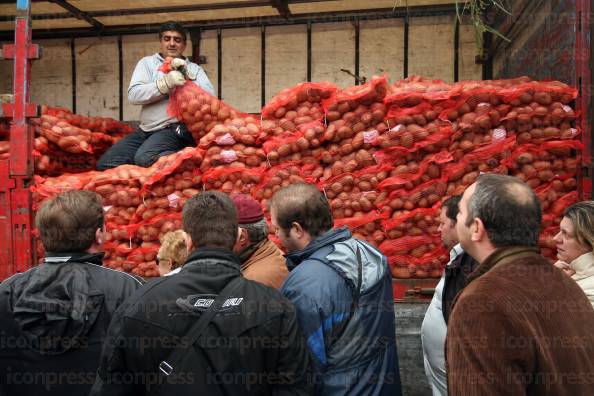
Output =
[{"x1": 231, "y1": 194, "x2": 264, "y2": 224}]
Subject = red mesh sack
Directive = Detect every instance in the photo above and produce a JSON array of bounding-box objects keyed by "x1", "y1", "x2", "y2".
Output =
[
  {"x1": 201, "y1": 144, "x2": 267, "y2": 171},
  {"x1": 385, "y1": 76, "x2": 457, "y2": 109},
  {"x1": 261, "y1": 81, "x2": 337, "y2": 141},
  {"x1": 264, "y1": 121, "x2": 325, "y2": 165},
  {"x1": 31, "y1": 172, "x2": 96, "y2": 209},
  {"x1": 323, "y1": 76, "x2": 390, "y2": 145},
  {"x1": 389, "y1": 247, "x2": 449, "y2": 279},
  {"x1": 504, "y1": 140, "x2": 582, "y2": 190},
  {"x1": 381, "y1": 178, "x2": 447, "y2": 217},
  {"x1": 378, "y1": 150, "x2": 453, "y2": 191},
  {"x1": 382, "y1": 207, "x2": 440, "y2": 239},
  {"x1": 252, "y1": 162, "x2": 316, "y2": 206},
  {"x1": 167, "y1": 81, "x2": 241, "y2": 143},
  {"x1": 198, "y1": 115, "x2": 261, "y2": 148},
  {"x1": 202, "y1": 166, "x2": 264, "y2": 195},
  {"x1": 442, "y1": 137, "x2": 514, "y2": 197},
  {"x1": 35, "y1": 114, "x2": 93, "y2": 154},
  {"x1": 141, "y1": 147, "x2": 203, "y2": 194},
  {"x1": 542, "y1": 190, "x2": 578, "y2": 229},
  {"x1": 318, "y1": 164, "x2": 392, "y2": 199},
  {"x1": 343, "y1": 212, "x2": 390, "y2": 247}
]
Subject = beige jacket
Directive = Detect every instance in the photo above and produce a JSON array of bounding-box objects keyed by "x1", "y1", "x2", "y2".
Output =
[
  {"x1": 241, "y1": 239, "x2": 288, "y2": 290},
  {"x1": 570, "y1": 251, "x2": 594, "y2": 308}
]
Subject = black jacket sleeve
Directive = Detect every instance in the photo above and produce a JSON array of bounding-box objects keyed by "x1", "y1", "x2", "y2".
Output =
[{"x1": 273, "y1": 301, "x2": 314, "y2": 396}]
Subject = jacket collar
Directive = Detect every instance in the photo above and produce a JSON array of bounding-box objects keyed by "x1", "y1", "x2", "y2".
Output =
[
  {"x1": 466, "y1": 246, "x2": 541, "y2": 285},
  {"x1": 185, "y1": 247, "x2": 241, "y2": 268},
  {"x1": 570, "y1": 252, "x2": 594, "y2": 280},
  {"x1": 44, "y1": 252, "x2": 104, "y2": 266},
  {"x1": 285, "y1": 227, "x2": 351, "y2": 270}
]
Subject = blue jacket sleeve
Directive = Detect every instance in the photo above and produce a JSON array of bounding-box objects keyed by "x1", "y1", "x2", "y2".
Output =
[{"x1": 281, "y1": 261, "x2": 353, "y2": 372}]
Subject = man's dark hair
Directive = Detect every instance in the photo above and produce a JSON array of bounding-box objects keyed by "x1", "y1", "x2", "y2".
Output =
[
  {"x1": 270, "y1": 183, "x2": 333, "y2": 238},
  {"x1": 159, "y1": 21, "x2": 187, "y2": 42},
  {"x1": 241, "y1": 219, "x2": 269, "y2": 245},
  {"x1": 443, "y1": 195, "x2": 462, "y2": 224},
  {"x1": 465, "y1": 174, "x2": 541, "y2": 248},
  {"x1": 182, "y1": 191, "x2": 237, "y2": 251},
  {"x1": 36, "y1": 190, "x2": 104, "y2": 253}
]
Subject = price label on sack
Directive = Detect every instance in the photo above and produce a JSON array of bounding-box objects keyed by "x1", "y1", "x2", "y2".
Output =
[
  {"x1": 562, "y1": 105, "x2": 572, "y2": 113},
  {"x1": 215, "y1": 133, "x2": 236, "y2": 146},
  {"x1": 221, "y1": 150, "x2": 238, "y2": 163},
  {"x1": 492, "y1": 128, "x2": 507, "y2": 141},
  {"x1": 363, "y1": 130, "x2": 379, "y2": 144},
  {"x1": 167, "y1": 193, "x2": 180, "y2": 208},
  {"x1": 102, "y1": 205, "x2": 113, "y2": 213}
]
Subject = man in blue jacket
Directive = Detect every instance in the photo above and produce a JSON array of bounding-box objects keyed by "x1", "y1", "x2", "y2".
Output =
[{"x1": 270, "y1": 183, "x2": 402, "y2": 395}]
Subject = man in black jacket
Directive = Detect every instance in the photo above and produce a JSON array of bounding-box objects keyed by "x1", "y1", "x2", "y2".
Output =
[
  {"x1": 0, "y1": 190, "x2": 143, "y2": 396},
  {"x1": 91, "y1": 191, "x2": 312, "y2": 396}
]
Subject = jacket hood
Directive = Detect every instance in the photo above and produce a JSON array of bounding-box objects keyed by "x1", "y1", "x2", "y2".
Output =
[
  {"x1": 9, "y1": 253, "x2": 105, "y2": 355},
  {"x1": 286, "y1": 227, "x2": 387, "y2": 295}
]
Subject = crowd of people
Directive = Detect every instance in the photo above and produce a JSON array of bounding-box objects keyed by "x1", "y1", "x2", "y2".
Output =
[
  {"x1": 1, "y1": 19, "x2": 594, "y2": 396},
  {"x1": 0, "y1": 174, "x2": 593, "y2": 395}
]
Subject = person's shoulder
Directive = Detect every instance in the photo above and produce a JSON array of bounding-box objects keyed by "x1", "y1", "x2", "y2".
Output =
[
  {"x1": 84, "y1": 263, "x2": 144, "y2": 287},
  {"x1": 0, "y1": 266, "x2": 38, "y2": 291}
]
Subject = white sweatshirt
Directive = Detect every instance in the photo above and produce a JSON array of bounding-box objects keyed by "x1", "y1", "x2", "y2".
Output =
[{"x1": 128, "y1": 53, "x2": 215, "y2": 132}]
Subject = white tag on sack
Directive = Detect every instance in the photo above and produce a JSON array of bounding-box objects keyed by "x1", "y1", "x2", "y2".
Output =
[
  {"x1": 167, "y1": 193, "x2": 180, "y2": 208},
  {"x1": 363, "y1": 130, "x2": 379, "y2": 144},
  {"x1": 221, "y1": 150, "x2": 238, "y2": 163},
  {"x1": 103, "y1": 205, "x2": 113, "y2": 213},
  {"x1": 492, "y1": 128, "x2": 507, "y2": 141},
  {"x1": 390, "y1": 124, "x2": 406, "y2": 133},
  {"x1": 215, "y1": 133, "x2": 236, "y2": 145},
  {"x1": 570, "y1": 128, "x2": 578, "y2": 137},
  {"x1": 562, "y1": 105, "x2": 572, "y2": 113}
]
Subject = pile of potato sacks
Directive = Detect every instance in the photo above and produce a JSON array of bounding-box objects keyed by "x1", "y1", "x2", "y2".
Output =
[{"x1": 32, "y1": 75, "x2": 582, "y2": 279}]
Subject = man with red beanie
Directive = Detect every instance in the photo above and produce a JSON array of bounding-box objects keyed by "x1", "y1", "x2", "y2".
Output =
[{"x1": 231, "y1": 194, "x2": 288, "y2": 289}]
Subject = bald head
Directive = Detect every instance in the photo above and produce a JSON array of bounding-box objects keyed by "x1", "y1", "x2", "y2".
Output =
[
  {"x1": 465, "y1": 174, "x2": 541, "y2": 248},
  {"x1": 270, "y1": 183, "x2": 333, "y2": 238}
]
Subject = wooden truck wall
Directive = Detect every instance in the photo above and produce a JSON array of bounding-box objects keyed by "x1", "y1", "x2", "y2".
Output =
[{"x1": 0, "y1": 15, "x2": 482, "y2": 119}]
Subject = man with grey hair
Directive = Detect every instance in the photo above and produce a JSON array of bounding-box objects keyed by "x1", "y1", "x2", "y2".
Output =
[
  {"x1": 447, "y1": 174, "x2": 594, "y2": 395},
  {"x1": 231, "y1": 194, "x2": 288, "y2": 289}
]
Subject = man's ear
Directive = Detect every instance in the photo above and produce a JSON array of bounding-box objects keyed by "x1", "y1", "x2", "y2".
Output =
[
  {"x1": 95, "y1": 227, "x2": 104, "y2": 246},
  {"x1": 237, "y1": 227, "x2": 247, "y2": 244},
  {"x1": 471, "y1": 218, "x2": 487, "y2": 242},
  {"x1": 183, "y1": 231, "x2": 193, "y2": 252},
  {"x1": 290, "y1": 222, "x2": 304, "y2": 239}
]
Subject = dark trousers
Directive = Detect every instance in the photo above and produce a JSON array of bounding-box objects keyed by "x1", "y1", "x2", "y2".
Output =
[{"x1": 96, "y1": 123, "x2": 195, "y2": 170}]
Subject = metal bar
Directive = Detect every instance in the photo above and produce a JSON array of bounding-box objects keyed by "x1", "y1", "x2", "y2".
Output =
[
  {"x1": 482, "y1": 31, "x2": 493, "y2": 79},
  {"x1": 70, "y1": 36, "x2": 76, "y2": 113},
  {"x1": 576, "y1": 0, "x2": 592, "y2": 199},
  {"x1": 271, "y1": 0, "x2": 291, "y2": 19},
  {"x1": 3, "y1": 0, "x2": 333, "y2": 20},
  {"x1": 8, "y1": 0, "x2": 35, "y2": 276},
  {"x1": 261, "y1": 25, "x2": 266, "y2": 108},
  {"x1": 118, "y1": 34, "x2": 123, "y2": 121},
  {"x1": 354, "y1": 18, "x2": 360, "y2": 85},
  {"x1": 454, "y1": 16, "x2": 459, "y2": 82},
  {"x1": 0, "y1": 160, "x2": 14, "y2": 280},
  {"x1": 47, "y1": 0, "x2": 104, "y2": 33},
  {"x1": 306, "y1": 21, "x2": 311, "y2": 82},
  {"x1": 0, "y1": 5, "x2": 456, "y2": 40},
  {"x1": 217, "y1": 28, "x2": 222, "y2": 100},
  {"x1": 403, "y1": 12, "x2": 409, "y2": 78}
]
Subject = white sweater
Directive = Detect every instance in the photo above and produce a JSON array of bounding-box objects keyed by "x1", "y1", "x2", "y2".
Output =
[
  {"x1": 128, "y1": 53, "x2": 215, "y2": 132},
  {"x1": 570, "y1": 252, "x2": 594, "y2": 308}
]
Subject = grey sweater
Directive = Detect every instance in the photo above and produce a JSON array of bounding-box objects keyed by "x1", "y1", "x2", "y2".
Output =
[{"x1": 128, "y1": 53, "x2": 215, "y2": 132}]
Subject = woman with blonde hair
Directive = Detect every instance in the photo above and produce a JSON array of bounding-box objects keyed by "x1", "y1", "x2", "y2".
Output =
[
  {"x1": 157, "y1": 230, "x2": 189, "y2": 276},
  {"x1": 554, "y1": 201, "x2": 594, "y2": 307}
]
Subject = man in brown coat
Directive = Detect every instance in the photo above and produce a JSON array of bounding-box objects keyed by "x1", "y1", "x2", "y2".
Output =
[
  {"x1": 447, "y1": 174, "x2": 594, "y2": 395},
  {"x1": 232, "y1": 194, "x2": 288, "y2": 289}
]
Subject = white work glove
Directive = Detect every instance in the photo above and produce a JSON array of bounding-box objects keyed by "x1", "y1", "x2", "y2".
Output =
[
  {"x1": 156, "y1": 70, "x2": 186, "y2": 94},
  {"x1": 170, "y1": 58, "x2": 187, "y2": 70}
]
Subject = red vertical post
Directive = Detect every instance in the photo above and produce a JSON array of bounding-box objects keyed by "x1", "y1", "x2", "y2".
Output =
[
  {"x1": 0, "y1": 0, "x2": 40, "y2": 278},
  {"x1": 576, "y1": 0, "x2": 591, "y2": 200}
]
